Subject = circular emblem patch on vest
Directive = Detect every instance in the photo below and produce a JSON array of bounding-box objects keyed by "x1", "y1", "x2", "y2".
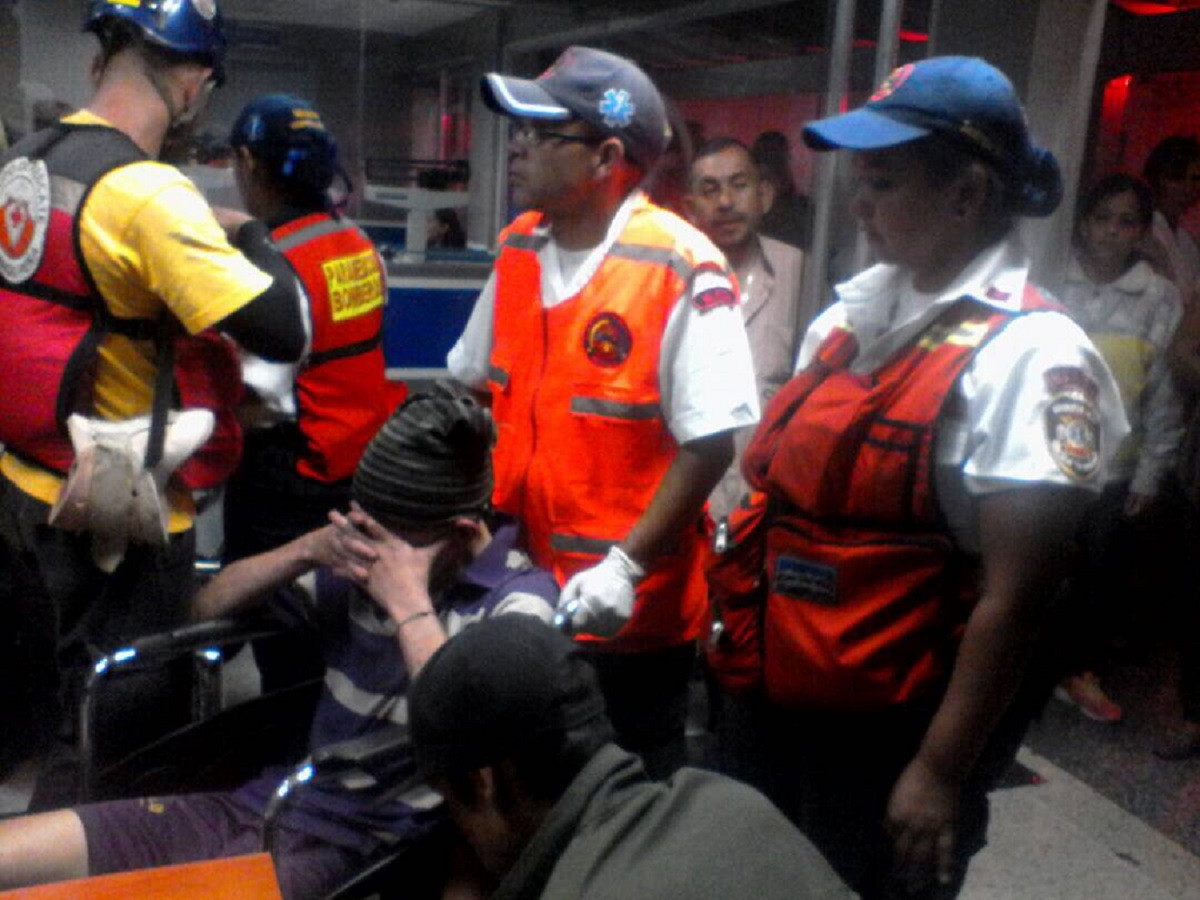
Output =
[
  {"x1": 0, "y1": 157, "x2": 51, "y2": 285},
  {"x1": 583, "y1": 312, "x2": 632, "y2": 368},
  {"x1": 1043, "y1": 366, "x2": 1101, "y2": 481}
]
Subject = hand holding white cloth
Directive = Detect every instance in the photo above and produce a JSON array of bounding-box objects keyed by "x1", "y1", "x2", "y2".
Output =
[
  {"x1": 556, "y1": 546, "x2": 646, "y2": 638},
  {"x1": 49, "y1": 410, "x2": 214, "y2": 572}
]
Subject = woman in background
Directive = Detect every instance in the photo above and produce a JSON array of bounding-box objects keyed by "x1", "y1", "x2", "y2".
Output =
[{"x1": 1052, "y1": 173, "x2": 1184, "y2": 723}]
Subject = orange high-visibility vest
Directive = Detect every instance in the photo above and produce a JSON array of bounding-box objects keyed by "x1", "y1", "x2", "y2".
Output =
[
  {"x1": 271, "y1": 213, "x2": 390, "y2": 484},
  {"x1": 487, "y1": 198, "x2": 731, "y2": 651},
  {"x1": 743, "y1": 289, "x2": 1054, "y2": 708}
]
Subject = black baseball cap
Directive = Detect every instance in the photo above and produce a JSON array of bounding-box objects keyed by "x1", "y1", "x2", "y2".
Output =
[
  {"x1": 409, "y1": 615, "x2": 611, "y2": 778},
  {"x1": 481, "y1": 46, "x2": 671, "y2": 169}
]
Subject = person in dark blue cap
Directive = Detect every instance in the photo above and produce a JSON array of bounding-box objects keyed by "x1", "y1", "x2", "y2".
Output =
[
  {"x1": 710, "y1": 56, "x2": 1128, "y2": 898},
  {"x1": 447, "y1": 46, "x2": 759, "y2": 779},
  {"x1": 214, "y1": 93, "x2": 396, "y2": 694}
]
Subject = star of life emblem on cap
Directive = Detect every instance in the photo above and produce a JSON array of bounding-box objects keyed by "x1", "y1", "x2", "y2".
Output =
[
  {"x1": 598, "y1": 88, "x2": 635, "y2": 129},
  {"x1": 0, "y1": 157, "x2": 51, "y2": 285}
]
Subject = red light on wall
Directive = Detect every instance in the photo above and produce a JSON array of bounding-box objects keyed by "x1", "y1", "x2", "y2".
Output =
[
  {"x1": 1102, "y1": 74, "x2": 1134, "y2": 122},
  {"x1": 899, "y1": 29, "x2": 929, "y2": 42},
  {"x1": 1112, "y1": 1, "x2": 1200, "y2": 14}
]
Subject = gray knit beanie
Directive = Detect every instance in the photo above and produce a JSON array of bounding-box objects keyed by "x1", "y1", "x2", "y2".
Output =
[{"x1": 351, "y1": 383, "x2": 494, "y2": 527}]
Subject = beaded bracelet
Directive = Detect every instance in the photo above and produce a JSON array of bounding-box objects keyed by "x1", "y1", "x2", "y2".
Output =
[{"x1": 396, "y1": 609, "x2": 434, "y2": 630}]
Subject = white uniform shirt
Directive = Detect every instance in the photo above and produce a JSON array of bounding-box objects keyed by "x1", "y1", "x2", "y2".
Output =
[
  {"x1": 797, "y1": 237, "x2": 1130, "y2": 553},
  {"x1": 1056, "y1": 256, "x2": 1184, "y2": 494},
  {"x1": 447, "y1": 191, "x2": 760, "y2": 444}
]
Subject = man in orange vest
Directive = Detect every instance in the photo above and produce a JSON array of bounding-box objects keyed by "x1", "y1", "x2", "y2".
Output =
[
  {"x1": 448, "y1": 46, "x2": 759, "y2": 777},
  {"x1": 216, "y1": 93, "x2": 394, "y2": 692}
]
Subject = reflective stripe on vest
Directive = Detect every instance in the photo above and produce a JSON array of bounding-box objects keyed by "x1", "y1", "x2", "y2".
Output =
[{"x1": 271, "y1": 212, "x2": 390, "y2": 483}]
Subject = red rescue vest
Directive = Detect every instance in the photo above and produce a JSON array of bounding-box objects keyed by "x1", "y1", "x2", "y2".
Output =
[
  {"x1": 272, "y1": 213, "x2": 390, "y2": 483},
  {"x1": 741, "y1": 290, "x2": 1052, "y2": 708},
  {"x1": 0, "y1": 123, "x2": 243, "y2": 488},
  {"x1": 488, "y1": 200, "x2": 728, "y2": 651}
]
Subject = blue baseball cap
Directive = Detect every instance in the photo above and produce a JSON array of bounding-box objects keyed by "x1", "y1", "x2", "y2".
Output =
[
  {"x1": 803, "y1": 56, "x2": 1062, "y2": 217},
  {"x1": 229, "y1": 94, "x2": 338, "y2": 195},
  {"x1": 481, "y1": 46, "x2": 671, "y2": 170}
]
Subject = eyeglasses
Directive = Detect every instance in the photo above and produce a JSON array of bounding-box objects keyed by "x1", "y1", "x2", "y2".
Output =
[{"x1": 509, "y1": 121, "x2": 606, "y2": 149}]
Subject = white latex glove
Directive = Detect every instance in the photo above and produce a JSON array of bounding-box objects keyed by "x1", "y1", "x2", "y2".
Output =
[{"x1": 555, "y1": 546, "x2": 646, "y2": 638}]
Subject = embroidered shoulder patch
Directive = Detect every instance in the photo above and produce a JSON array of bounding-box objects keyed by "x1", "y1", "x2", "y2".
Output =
[
  {"x1": 692, "y1": 286, "x2": 737, "y2": 314},
  {"x1": 583, "y1": 312, "x2": 632, "y2": 367},
  {"x1": 0, "y1": 156, "x2": 51, "y2": 284},
  {"x1": 1043, "y1": 366, "x2": 1101, "y2": 481}
]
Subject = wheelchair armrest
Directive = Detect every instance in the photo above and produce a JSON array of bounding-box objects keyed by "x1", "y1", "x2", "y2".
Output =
[
  {"x1": 263, "y1": 725, "x2": 427, "y2": 856},
  {"x1": 91, "y1": 612, "x2": 290, "y2": 672},
  {"x1": 309, "y1": 724, "x2": 411, "y2": 777}
]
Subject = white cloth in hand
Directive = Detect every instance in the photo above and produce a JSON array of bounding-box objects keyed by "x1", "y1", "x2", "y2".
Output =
[{"x1": 557, "y1": 546, "x2": 646, "y2": 638}]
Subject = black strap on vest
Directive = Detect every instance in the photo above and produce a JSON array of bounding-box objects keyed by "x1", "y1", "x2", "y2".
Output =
[{"x1": 8, "y1": 125, "x2": 178, "y2": 443}]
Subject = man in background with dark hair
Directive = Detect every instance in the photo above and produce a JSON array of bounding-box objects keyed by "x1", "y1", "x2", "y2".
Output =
[
  {"x1": 1143, "y1": 134, "x2": 1200, "y2": 297},
  {"x1": 686, "y1": 137, "x2": 812, "y2": 520},
  {"x1": 447, "y1": 46, "x2": 759, "y2": 778},
  {"x1": 0, "y1": 389, "x2": 558, "y2": 899},
  {"x1": 751, "y1": 129, "x2": 810, "y2": 250},
  {"x1": 0, "y1": 0, "x2": 305, "y2": 796},
  {"x1": 408, "y1": 614, "x2": 850, "y2": 899}
]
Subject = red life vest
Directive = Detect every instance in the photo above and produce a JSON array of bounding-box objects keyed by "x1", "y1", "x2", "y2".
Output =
[
  {"x1": 272, "y1": 213, "x2": 390, "y2": 483},
  {"x1": 488, "y1": 201, "x2": 727, "y2": 651},
  {"x1": 740, "y1": 290, "x2": 1052, "y2": 708},
  {"x1": 0, "y1": 123, "x2": 243, "y2": 488}
]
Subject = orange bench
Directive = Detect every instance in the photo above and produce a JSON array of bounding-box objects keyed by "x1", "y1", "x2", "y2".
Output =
[{"x1": 0, "y1": 853, "x2": 281, "y2": 899}]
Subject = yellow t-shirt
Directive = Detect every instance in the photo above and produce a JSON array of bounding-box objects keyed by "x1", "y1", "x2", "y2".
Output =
[{"x1": 2, "y1": 112, "x2": 273, "y2": 529}]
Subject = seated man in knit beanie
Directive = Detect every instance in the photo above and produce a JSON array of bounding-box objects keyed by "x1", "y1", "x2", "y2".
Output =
[{"x1": 0, "y1": 386, "x2": 559, "y2": 900}]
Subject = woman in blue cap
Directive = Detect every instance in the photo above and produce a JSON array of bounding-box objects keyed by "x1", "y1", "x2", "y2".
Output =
[{"x1": 714, "y1": 57, "x2": 1128, "y2": 898}]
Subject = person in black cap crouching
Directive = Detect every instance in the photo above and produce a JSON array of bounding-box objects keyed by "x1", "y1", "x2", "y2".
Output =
[
  {"x1": 408, "y1": 614, "x2": 850, "y2": 899},
  {"x1": 0, "y1": 387, "x2": 558, "y2": 900}
]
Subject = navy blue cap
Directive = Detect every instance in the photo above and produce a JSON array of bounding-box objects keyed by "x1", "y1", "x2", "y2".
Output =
[
  {"x1": 803, "y1": 56, "x2": 1062, "y2": 217},
  {"x1": 229, "y1": 94, "x2": 338, "y2": 195},
  {"x1": 481, "y1": 46, "x2": 671, "y2": 169}
]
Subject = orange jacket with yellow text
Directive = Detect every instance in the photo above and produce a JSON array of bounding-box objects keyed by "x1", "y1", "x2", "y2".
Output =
[{"x1": 272, "y1": 212, "x2": 390, "y2": 483}]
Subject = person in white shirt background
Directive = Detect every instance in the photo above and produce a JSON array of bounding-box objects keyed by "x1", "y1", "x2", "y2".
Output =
[{"x1": 1050, "y1": 172, "x2": 1184, "y2": 725}]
